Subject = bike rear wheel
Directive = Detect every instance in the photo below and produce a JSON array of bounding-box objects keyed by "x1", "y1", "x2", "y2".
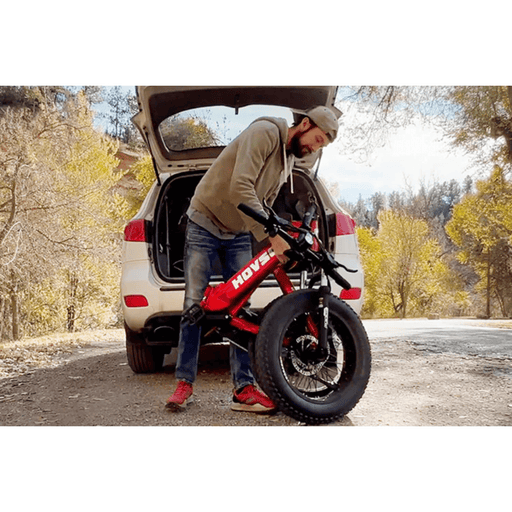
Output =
[{"x1": 253, "y1": 289, "x2": 371, "y2": 424}]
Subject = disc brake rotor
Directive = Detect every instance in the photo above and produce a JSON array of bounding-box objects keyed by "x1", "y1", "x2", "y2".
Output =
[{"x1": 290, "y1": 334, "x2": 330, "y2": 376}]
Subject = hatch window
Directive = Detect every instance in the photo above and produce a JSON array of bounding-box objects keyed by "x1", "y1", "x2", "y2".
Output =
[{"x1": 159, "y1": 105, "x2": 294, "y2": 152}]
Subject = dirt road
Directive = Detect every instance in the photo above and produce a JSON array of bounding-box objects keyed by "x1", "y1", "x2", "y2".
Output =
[{"x1": 1, "y1": 325, "x2": 511, "y2": 426}]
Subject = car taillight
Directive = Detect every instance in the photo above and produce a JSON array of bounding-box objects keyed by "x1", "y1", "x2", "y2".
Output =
[
  {"x1": 124, "y1": 219, "x2": 146, "y2": 242},
  {"x1": 124, "y1": 295, "x2": 149, "y2": 307},
  {"x1": 336, "y1": 213, "x2": 356, "y2": 236},
  {"x1": 340, "y1": 288, "x2": 362, "y2": 300}
]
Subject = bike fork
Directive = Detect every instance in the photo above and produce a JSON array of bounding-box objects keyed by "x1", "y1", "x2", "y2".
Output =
[
  {"x1": 297, "y1": 269, "x2": 330, "y2": 353},
  {"x1": 317, "y1": 271, "x2": 330, "y2": 354}
]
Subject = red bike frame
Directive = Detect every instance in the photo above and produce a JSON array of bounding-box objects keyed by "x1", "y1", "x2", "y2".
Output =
[{"x1": 200, "y1": 244, "x2": 319, "y2": 338}]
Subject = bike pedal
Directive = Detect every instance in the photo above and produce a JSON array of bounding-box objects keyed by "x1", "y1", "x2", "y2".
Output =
[{"x1": 183, "y1": 303, "x2": 206, "y2": 325}]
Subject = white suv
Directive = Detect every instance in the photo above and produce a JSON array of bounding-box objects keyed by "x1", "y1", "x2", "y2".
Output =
[{"x1": 121, "y1": 86, "x2": 364, "y2": 373}]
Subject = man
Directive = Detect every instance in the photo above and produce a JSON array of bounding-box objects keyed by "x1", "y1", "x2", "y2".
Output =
[{"x1": 165, "y1": 105, "x2": 340, "y2": 413}]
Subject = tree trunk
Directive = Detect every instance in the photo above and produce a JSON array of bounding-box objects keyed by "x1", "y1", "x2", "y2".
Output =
[
  {"x1": 66, "y1": 305, "x2": 75, "y2": 332},
  {"x1": 11, "y1": 293, "x2": 19, "y2": 340},
  {"x1": 486, "y1": 250, "x2": 491, "y2": 319},
  {"x1": 0, "y1": 298, "x2": 5, "y2": 341},
  {"x1": 399, "y1": 279, "x2": 408, "y2": 319},
  {"x1": 10, "y1": 270, "x2": 20, "y2": 340},
  {"x1": 66, "y1": 273, "x2": 78, "y2": 332}
]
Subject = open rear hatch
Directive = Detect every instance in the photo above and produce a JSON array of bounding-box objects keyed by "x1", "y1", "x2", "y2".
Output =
[{"x1": 132, "y1": 86, "x2": 340, "y2": 180}]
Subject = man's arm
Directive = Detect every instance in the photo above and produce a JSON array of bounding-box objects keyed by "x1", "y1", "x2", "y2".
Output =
[{"x1": 229, "y1": 121, "x2": 281, "y2": 241}]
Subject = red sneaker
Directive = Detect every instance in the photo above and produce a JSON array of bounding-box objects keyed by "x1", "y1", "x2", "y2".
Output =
[
  {"x1": 231, "y1": 385, "x2": 276, "y2": 414},
  {"x1": 165, "y1": 381, "x2": 193, "y2": 410}
]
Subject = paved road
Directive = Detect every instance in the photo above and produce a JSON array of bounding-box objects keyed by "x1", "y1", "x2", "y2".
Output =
[{"x1": 363, "y1": 318, "x2": 512, "y2": 361}]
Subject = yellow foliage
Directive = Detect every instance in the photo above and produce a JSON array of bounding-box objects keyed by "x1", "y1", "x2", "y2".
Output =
[
  {"x1": 131, "y1": 154, "x2": 155, "y2": 196},
  {"x1": 0, "y1": 90, "x2": 131, "y2": 338},
  {"x1": 446, "y1": 166, "x2": 512, "y2": 316},
  {"x1": 357, "y1": 210, "x2": 461, "y2": 318}
]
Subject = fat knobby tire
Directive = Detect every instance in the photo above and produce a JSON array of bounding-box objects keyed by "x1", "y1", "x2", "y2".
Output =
[{"x1": 253, "y1": 289, "x2": 371, "y2": 425}]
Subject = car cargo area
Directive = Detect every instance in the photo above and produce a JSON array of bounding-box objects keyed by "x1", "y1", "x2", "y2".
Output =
[{"x1": 152, "y1": 169, "x2": 328, "y2": 283}]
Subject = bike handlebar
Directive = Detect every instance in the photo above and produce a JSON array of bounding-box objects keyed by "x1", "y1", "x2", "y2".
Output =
[
  {"x1": 331, "y1": 272, "x2": 352, "y2": 290},
  {"x1": 320, "y1": 253, "x2": 353, "y2": 290},
  {"x1": 237, "y1": 203, "x2": 271, "y2": 230},
  {"x1": 237, "y1": 202, "x2": 353, "y2": 290}
]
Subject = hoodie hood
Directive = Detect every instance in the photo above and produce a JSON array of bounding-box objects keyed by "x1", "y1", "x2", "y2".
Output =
[
  {"x1": 250, "y1": 116, "x2": 290, "y2": 143},
  {"x1": 250, "y1": 116, "x2": 295, "y2": 192}
]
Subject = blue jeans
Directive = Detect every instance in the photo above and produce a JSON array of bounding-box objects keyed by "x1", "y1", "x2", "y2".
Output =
[{"x1": 175, "y1": 221, "x2": 255, "y2": 390}]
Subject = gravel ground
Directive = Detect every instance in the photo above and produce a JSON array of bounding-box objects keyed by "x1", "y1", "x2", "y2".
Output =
[{"x1": 1, "y1": 327, "x2": 511, "y2": 426}]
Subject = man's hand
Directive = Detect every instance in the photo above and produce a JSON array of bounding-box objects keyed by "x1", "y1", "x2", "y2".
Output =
[{"x1": 269, "y1": 235, "x2": 290, "y2": 264}]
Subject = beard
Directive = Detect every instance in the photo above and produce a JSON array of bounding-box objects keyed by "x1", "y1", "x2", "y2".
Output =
[{"x1": 289, "y1": 131, "x2": 312, "y2": 158}]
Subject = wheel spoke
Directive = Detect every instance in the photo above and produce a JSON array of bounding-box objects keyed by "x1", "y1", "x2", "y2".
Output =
[
  {"x1": 308, "y1": 373, "x2": 338, "y2": 391},
  {"x1": 279, "y1": 315, "x2": 347, "y2": 399}
]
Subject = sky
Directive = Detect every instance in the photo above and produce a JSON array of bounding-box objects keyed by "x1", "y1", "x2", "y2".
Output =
[{"x1": 318, "y1": 119, "x2": 475, "y2": 204}]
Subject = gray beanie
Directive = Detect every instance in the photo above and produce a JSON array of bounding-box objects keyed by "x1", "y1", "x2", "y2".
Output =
[{"x1": 305, "y1": 106, "x2": 340, "y2": 142}]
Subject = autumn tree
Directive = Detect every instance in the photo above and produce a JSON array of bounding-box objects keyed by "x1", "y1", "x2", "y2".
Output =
[
  {"x1": 159, "y1": 115, "x2": 220, "y2": 151},
  {"x1": 446, "y1": 166, "x2": 512, "y2": 318},
  {"x1": 445, "y1": 86, "x2": 512, "y2": 169},
  {"x1": 0, "y1": 87, "x2": 129, "y2": 339},
  {"x1": 355, "y1": 226, "x2": 384, "y2": 318},
  {"x1": 380, "y1": 210, "x2": 430, "y2": 318},
  {"x1": 44, "y1": 93, "x2": 129, "y2": 331},
  {"x1": 104, "y1": 86, "x2": 139, "y2": 144},
  {"x1": 357, "y1": 210, "x2": 465, "y2": 319},
  {"x1": 0, "y1": 89, "x2": 65, "y2": 338}
]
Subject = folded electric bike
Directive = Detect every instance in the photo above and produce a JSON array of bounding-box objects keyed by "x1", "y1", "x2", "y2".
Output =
[{"x1": 184, "y1": 200, "x2": 371, "y2": 425}]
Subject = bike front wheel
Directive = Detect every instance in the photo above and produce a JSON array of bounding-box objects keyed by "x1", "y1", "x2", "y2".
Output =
[{"x1": 253, "y1": 289, "x2": 371, "y2": 425}]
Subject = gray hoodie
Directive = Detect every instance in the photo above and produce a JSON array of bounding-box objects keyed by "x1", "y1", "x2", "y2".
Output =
[{"x1": 189, "y1": 117, "x2": 294, "y2": 242}]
